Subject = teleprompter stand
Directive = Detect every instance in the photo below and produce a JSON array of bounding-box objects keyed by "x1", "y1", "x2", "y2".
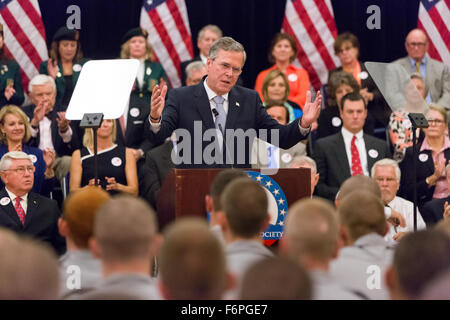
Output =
[{"x1": 80, "y1": 113, "x2": 104, "y2": 186}]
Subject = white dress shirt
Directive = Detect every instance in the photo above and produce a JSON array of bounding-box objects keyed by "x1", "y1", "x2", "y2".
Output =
[
  {"x1": 5, "y1": 187, "x2": 28, "y2": 214},
  {"x1": 341, "y1": 127, "x2": 369, "y2": 176},
  {"x1": 30, "y1": 116, "x2": 73, "y2": 149}
]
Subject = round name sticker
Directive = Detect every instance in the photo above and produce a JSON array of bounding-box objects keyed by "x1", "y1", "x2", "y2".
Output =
[
  {"x1": 0, "y1": 197, "x2": 10, "y2": 206},
  {"x1": 146, "y1": 67, "x2": 152, "y2": 76},
  {"x1": 419, "y1": 153, "x2": 429, "y2": 162},
  {"x1": 331, "y1": 117, "x2": 342, "y2": 127},
  {"x1": 288, "y1": 73, "x2": 298, "y2": 82},
  {"x1": 281, "y1": 153, "x2": 292, "y2": 164},
  {"x1": 111, "y1": 157, "x2": 122, "y2": 167},
  {"x1": 359, "y1": 71, "x2": 368, "y2": 80},
  {"x1": 368, "y1": 149, "x2": 379, "y2": 159},
  {"x1": 130, "y1": 107, "x2": 140, "y2": 118},
  {"x1": 30, "y1": 154, "x2": 37, "y2": 163},
  {"x1": 73, "y1": 64, "x2": 82, "y2": 72}
]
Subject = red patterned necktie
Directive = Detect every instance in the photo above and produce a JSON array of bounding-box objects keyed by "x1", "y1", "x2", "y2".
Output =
[
  {"x1": 14, "y1": 197, "x2": 26, "y2": 225},
  {"x1": 351, "y1": 135, "x2": 363, "y2": 176}
]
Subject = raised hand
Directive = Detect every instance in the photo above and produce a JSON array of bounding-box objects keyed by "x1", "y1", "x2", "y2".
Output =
[
  {"x1": 4, "y1": 82, "x2": 15, "y2": 101},
  {"x1": 56, "y1": 112, "x2": 71, "y2": 133},
  {"x1": 31, "y1": 101, "x2": 47, "y2": 127},
  {"x1": 47, "y1": 59, "x2": 59, "y2": 79},
  {"x1": 388, "y1": 209, "x2": 406, "y2": 228},
  {"x1": 300, "y1": 90, "x2": 322, "y2": 129},
  {"x1": 150, "y1": 84, "x2": 167, "y2": 122},
  {"x1": 43, "y1": 148, "x2": 56, "y2": 168}
]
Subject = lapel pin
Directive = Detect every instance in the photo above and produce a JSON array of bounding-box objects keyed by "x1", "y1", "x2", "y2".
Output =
[
  {"x1": 33, "y1": 200, "x2": 37, "y2": 204},
  {"x1": 235, "y1": 102, "x2": 240, "y2": 107}
]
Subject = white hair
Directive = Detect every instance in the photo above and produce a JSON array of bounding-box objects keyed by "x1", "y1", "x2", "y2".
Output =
[
  {"x1": 185, "y1": 61, "x2": 206, "y2": 78},
  {"x1": 290, "y1": 156, "x2": 317, "y2": 174},
  {"x1": 0, "y1": 151, "x2": 33, "y2": 172},
  {"x1": 371, "y1": 158, "x2": 401, "y2": 182},
  {"x1": 28, "y1": 74, "x2": 56, "y2": 93}
]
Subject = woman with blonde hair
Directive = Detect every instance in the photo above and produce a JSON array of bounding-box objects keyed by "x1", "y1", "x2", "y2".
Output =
[
  {"x1": 0, "y1": 105, "x2": 55, "y2": 194},
  {"x1": 69, "y1": 119, "x2": 138, "y2": 196}
]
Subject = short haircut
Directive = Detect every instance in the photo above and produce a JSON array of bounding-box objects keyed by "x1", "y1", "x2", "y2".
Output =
[
  {"x1": 435, "y1": 218, "x2": 450, "y2": 238},
  {"x1": 336, "y1": 175, "x2": 381, "y2": 202},
  {"x1": 0, "y1": 229, "x2": 60, "y2": 299},
  {"x1": 333, "y1": 32, "x2": 360, "y2": 55},
  {"x1": 340, "y1": 91, "x2": 367, "y2": 111},
  {"x1": 284, "y1": 198, "x2": 338, "y2": 263},
  {"x1": 159, "y1": 217, "x2": 227, "y2": 299},
  {"x1": 83, "y1": 119, "x2": 116, "y2": 150},
  {"x1": 185, "y1": 61, "x2": 205, "y2": 79},
  {"x1": 266, "y1": 103, "x2": 289, "y2": 123},
  {"x1": 409, "y1": 72, "x2": 428, "y2": 96},
  {"x1": 94, "y1": 195, "x2": 158, "y2": 263},
  {"x1": 393, "y1": 230, "x2": 450, "y2": 298},
  {"x1": 268, "y1": 33, "x2": 298, "y2": 64},
  {"x1": 289, "y1": 156, "x2": 317, "y2": 174},
  {"x1": 209, "y1": 37, "x2": 247, "y2": 66},
  {"x1": 221, "y1": 178, "x2": 268, "y2": 238},
  {"x1": 427, "y1": 103, "x2": 447, "y2": 124},
  {"x1": 62, "y1": 187, "x2": 111, "y2": 248},
  {"x1": 338, "y1": 190, "x2": 386, "y2": 240},
  {"x1": 0, "y1": 151, "x2": 32, "y2": 172},
  {"x1": 209, "y1": 169, "x2": 248, "y2": 211},
  {"x1": 371, "y1": 158, "x2": 401, "y2": 182},
  {"x1": 28, "y1": 74, "x2": 56, "y2": 93},
  {"x1": 0, "y1": 105, "x2": 31, "y2": 143},
  {"x1": 327, "y1": 71, "x2": 360, "y2": 107},
  {"x1": 262, "y1": 69, "x2": 290, "y2": 102},
  {"x1": 197, "y1": 24, "x2": 222, "y2": 42},
  {"x1": 240, "y1": 257, "x2": 312, "y2": 300}
]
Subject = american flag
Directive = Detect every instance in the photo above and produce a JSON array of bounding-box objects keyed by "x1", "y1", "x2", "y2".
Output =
[
  {"x1": 282, "y1": 0, "x2": 340, "y2": 90},
  {"x1": 140, "y1": 0, "x2": 194, "y2": 88},
  {"x1": 417, "y1": 0, "x2": 450, "y2": 68},
  {"x1": 0, "y1": 0, "x2": 48, "y2": 94}
]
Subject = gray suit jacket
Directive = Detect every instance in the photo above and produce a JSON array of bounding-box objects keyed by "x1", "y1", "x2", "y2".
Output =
[
  {"x1": 251, "y1": 138, "x2": 307, "y2": 168},
  {"x1": 392, "y1": 56, "x2": 450, "y2": 109},
  {"x1": 313, "y1": 132, "x2": 391, "y2": 200}
]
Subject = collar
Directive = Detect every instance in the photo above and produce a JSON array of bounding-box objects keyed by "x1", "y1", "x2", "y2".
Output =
[
  {"x1": 420, "y1": 136, "x2": 450, "y2": 152},
  {"x1": 199, "y1": 54, "x2": 207, "y2": 65},
  {"x1": 5, "y1": 187, "x2": 28, "y2": 203},
  {"x1": 341, "y1": 127, "x2": 363, "y2": 141},
  {"x1": 408, "y1": 55, "x2": 427, "y2": 68},
  {"x1": 203, "y1": 78, "x2": 229, "y2": 102},
  {"x1": 353, "y1": 233, "x2": 388, "y2": 248}
]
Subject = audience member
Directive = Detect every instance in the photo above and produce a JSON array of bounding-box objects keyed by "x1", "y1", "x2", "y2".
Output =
[
  {"x1": 78, "y1": 195, "x2": 161, "y2": 300},
  {"x1": 58, "y1": 186, "x2": 110, "y2": 298},
  {"x1": 0, "y1": 228, "x2": 60, "y2": 299},
  {"x1": 0, "y1": 151, "x2": 65, "y2": 254},
  {"x1": 317, "y1": 71, "x2": 374, "y2": 139},
  {"x1": 261, "y1": 70, "x2": 303, "y2": 122},
  {"x1": 314, "y1": 92, "x2": 390, "y2": 200},
  {"x1": 400, "y1": 104, "x2": 450, "y2": 207},
  {"x1": 251, "y1": 102, "x2": 306, "y2": 168},
  {"x1": 281, "y1": 198, "x2": 363, "y2": 299},
  {"x1": 158, "y1": 217, "x2": 230, "y2": 299},
  {"x1": 240, "y1": 257, "x2": 312, "y2": 300},
  {"x1": 0, "y1": 23, "x2": 24, "y2": 108},
  {"x1": 435, "y1": 218, "x2": 450, "y2": 237},
  {"x1": 391, "y1": 29, "x2": 450, "y2": 109},
  {"x1": 180, "y1": 25, "x2": 222, "y2": 86},
  {"x1": 289, "y1": 155, "x2": 319, "y2": 196},
  {"x1": 69, "y1": 119, "x2": 138, "y2": 196},
  {"x1": 330, "y1": 190, "x2": 393, "y2": 299},
  {"x1": 372, "y1": 158, "x2": 426, "y2": 244},
  {"x1": 420, "y1": 270, "x2": 450, "y2": 300},
  {"x1": 185, "y1": 61, "x2": 207, "y2": 86},
  {"x1": 386, "y1": 229, "x2": 450, "y2": 299},
  {"x1": 329, "y1": 32, "x2": 388, "y2": 127},
  {"x1": 39, "y1": 26, "x2": 88, "y2": 109},
  {"x1": 255, "y1": 33, "x2": 310, "y2": 108}
]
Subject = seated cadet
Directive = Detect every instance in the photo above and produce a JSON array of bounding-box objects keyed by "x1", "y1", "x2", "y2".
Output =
[{"x1": 281, "y1": 198, "x2": 363, "y2": 299}]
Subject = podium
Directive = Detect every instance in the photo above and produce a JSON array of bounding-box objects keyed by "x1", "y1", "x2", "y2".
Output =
[{"x1": 156, "y1": 168, "x2": 311, "y2": 230}]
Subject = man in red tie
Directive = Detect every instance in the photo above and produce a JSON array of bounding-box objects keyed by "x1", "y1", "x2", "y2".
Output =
[
  {"x1": 313, "y1": 92, "x2": 391, "y2": 201},
  {"x1": 0, "y1": 151, "x2": 65, "y2": 255}
]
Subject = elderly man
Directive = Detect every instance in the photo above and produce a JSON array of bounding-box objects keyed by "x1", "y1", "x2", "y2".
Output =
[
  {"x1": 391, "y1": 29, "x2": 450, "y2": 109},
  {"x1": 185, "y1": 61, "x2": 207, "y2": 86},
  {"x1": 372, "y1": 158, "x2": 426, "y2": 244},
  {"x1": 0, "y1": 151, "x2": 65, "y2": 254},
  {"x1": 180, "y1": 25, "x2": 222, "y2": 86},
  {"x1": 23, "y1": 74, "x2": 82, "y2": 181},
  {"x1": 289, "y1": 156, "x2": 319, "y2": 196},
  {"x1": 149, "y1": 37, "x2": 321, "y2": 168}
]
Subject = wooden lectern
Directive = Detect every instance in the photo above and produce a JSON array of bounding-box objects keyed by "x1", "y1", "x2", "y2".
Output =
[{"x1": 156, "y1": 168, "x2": 311, "y2": 230}]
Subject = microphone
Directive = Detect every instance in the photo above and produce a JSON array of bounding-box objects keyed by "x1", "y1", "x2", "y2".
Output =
[{"x1": 212, "y1": 108, "x2": 219, "y2": 118}]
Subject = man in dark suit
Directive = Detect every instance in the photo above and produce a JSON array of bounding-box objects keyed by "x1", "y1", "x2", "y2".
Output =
[
  {"x1": 179, "y1": 25, "x2": 222, "y2": 86},
  {"x1": 0, "y1": 151, "x2": 66, "y2": 255},
  {"x1": 148, "y1": 37, "x2": 321, "y2": 168},
  {"x1": 314, "y1": 92, "x2": 391, "y2": 200}
]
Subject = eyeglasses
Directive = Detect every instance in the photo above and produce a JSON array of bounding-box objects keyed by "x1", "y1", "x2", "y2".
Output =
[
  {"x1": 426, "y1": 119, "x2": 445, "y2": 125},
  {"x1": 6, "y1": 166, "x2": 35, "y2": 175},
  {"x1": 214, "y1": 61, "x2": 242, "y2": 75},
  {"x1": 407, "y1": 42, "x2": 426, "y2": 47}
]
